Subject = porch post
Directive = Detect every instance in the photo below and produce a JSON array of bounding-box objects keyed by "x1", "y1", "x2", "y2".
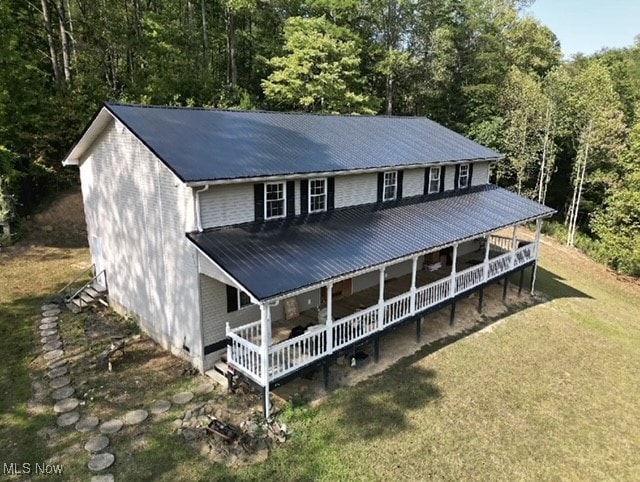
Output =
[
  {"x1": 450, "y1": 243, "x2": 458, "y2": 296},
  {"x1": 483, "y1": 234, "x2": 491, "y2": 281},
  {"x1": 410, "y1": 255, "x2": 418, "y2": 315},
  {"x1": 378, "y1": 267, "x2": 385, "y2": 329},
  {"x1": 531, "y1": 218, "x2": 542, "y2": 294},
  {"x1": 259, "y1": 303, "x2": 271, "y2": 418},
  {"x1": 326, "y1": 282, "x2": 333, "y2": 352},
  {"x1": 511, "y1": 224, "x2": 518, "y2": 268}
]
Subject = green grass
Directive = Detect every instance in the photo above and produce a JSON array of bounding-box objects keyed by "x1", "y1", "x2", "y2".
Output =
[{"x1": 2, "y1": 230, "x2": 639, "y2": 481}]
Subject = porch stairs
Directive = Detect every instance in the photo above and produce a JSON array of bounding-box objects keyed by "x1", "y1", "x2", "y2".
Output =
[
  {"x1": 59, "y1": 265, "x2": 108, "y2": 313},
  {"x1": 205, "y1": 356, "x2": 230, "y2": 387}
]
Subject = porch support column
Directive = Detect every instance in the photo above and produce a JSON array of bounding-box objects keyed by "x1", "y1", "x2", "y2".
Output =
[
  {"x1": 478, "y1": 288, "x2": 484, "y2": 313},
  {"x1": 326, "y1": 282, "x2": 333, "y2": 353},
  {"x1": 502, "y1": 276, "x2": 509, "y2": 302},
  {"x1": 483, "y1": 234, "x2": 491, "y2": 281},
  {"x1": 377, "y1": 267, "x2": 385, "y2": 330},
  {"x1": 450, "y1": 243, "x2": 459, "y2": 296},
  {"x1": 518, "y1": 269, "x2": 525, "y2": 295},
  {"x1": 531, "y1": 218, "x2": 542, "y2": 294},
  {"x1": 410, "y1": 255, "x2": 418, "y2": 315},
  {"x1": 511, "y1": 224, "x2": 519, "y2": 268},
  {"x1": 259, "y1": 303, "x2": 271, "y2": 419}
]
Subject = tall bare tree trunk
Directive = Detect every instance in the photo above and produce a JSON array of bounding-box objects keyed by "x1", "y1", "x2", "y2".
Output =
[
  {"x1": 57, "y1": 0, "x2": 72, "y2": 82},
  {"x1": 537, "y1": 103, "x2": 553, "y2": 203},
  {"x1": 385, "y1": 73, "x2": 393, "y2": 115},
  {"x1": 41, "y1": 0, "x2": 61, "y2": 83},
  {"x1": 567, "y1": 122, "x2": 592, "y2": 247},
  {"x1": 201, "y1": 0, "x2": 210, "y2": 71},
  {"x1": 226, "y1": 7, "x2": 237, "y2": 87}
]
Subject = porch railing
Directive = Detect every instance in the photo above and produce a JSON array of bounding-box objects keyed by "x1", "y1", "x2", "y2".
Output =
[
  {"x1": 228, "y1": 239, "x2": 537, "y2": 385},
  {"x1": 489, "y1": 235, "x2": 513, "y2": 252}
]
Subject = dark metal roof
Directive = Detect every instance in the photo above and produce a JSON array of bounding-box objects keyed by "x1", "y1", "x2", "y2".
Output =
[
  {"x1": 105, "y1": 103, "x2": 501, "y2": 183},
  {"x1": 188, "y1": 185, "x2": 554, "y2": 301}
]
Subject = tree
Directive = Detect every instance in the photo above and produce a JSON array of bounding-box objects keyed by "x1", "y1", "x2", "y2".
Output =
[{"x1": 262, "y1": 16, "x2": 378, "y2": 114}]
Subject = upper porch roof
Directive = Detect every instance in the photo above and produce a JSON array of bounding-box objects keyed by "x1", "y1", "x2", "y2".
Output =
[
  {"x1": 188, "y1": 185, "x2": 554, "y2": 301},
  {"x1": 64, "y1": 103, "x2": 500, "y2": 183}
]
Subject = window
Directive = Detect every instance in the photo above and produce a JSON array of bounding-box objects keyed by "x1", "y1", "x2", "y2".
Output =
[
  {"x1": 458, "y1": 164, "x2": 470, "y2": 189},
  {"x1": 308, "y1": 178, "x2": 327, "y2": 213},
  {"x1": 383, "y1": 171, "x2": 397, "y2": 201},
  {"x1": 238, "y1": 290, "x2": 252, "y2": 309},
  {"x1": 265, "y1": 182, "x2": 286, "y2": 219},
  {"x1": 429, "y1": 166, "x2": 441, "y2": 194},
  {"x1": 227, "y1": 284, "x2": 253, "y2": 312}
]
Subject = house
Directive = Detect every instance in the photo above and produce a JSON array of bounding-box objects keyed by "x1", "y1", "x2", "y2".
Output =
[{"x1": 63, "y1": 103, "x2": 554, "y2": 416}]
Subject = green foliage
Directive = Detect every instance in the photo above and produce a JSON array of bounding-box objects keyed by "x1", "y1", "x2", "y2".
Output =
[{"x1": 262, "y1": 16, "x2": 378, "y2": 114}]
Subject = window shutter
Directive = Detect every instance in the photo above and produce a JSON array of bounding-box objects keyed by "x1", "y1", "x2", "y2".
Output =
[
  {"x1": 226, "y1": 285, "x2": 238, "y2": 313},
  {"x1": 396, "y1": 170, "x2": 404, "y2": 199},
  {"x1": 254, "y1": 183, "x2": 264, "y2": 221},
  {"x1": 327, "y1": 177, "x2": 335, "y2": 210},
  {"x1": 377, "y1": 172, "x2": 384, "y2": 202},
  {"x1": 300, "y1": 179, "x2": 308, "y2": 214},
  {"x1": 440, "y1": 166, "x2": 446, "y2": 193},
  {"x1": 423, "y1": 168, "x2": 429, "y2": 195},
  {"x1": 468, "y1": 164, "x2": 474, "y2": 188},
  {"x1": 286, "y1": 181, "x2": 295, "y2": 216},
  {"x1": 454, "y1": 165, "x2": 460, "y2": 190}
]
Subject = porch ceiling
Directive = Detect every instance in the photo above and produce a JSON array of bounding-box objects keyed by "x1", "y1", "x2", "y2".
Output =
[{"x1": 188, "y1": 185, "x2": 554, "y2": 301}]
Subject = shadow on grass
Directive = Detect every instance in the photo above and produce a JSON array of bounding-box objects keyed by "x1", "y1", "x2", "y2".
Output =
[{"x1": 533, "y1": 265, "x2": 592, "y2": 300}]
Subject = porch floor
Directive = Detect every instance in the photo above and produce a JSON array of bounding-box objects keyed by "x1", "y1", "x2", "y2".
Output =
[
  {"x1": 270, "y1": 248, "x2": 501, "y2": 345},
  {"x1": 271, "y1": 270, "x2": 535, "y2": 403}
]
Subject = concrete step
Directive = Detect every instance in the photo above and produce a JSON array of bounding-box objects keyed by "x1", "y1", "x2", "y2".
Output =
[
  {"x1": 214, "y1": 360, "x2": 228, "y2": 375},
  {"x1": 205, "y1": 368, "x2": 228, "y2": 387}
]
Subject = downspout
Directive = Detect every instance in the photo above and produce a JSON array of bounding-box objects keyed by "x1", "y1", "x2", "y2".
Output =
[{"x1": 193, "y1": 185, "x2": 210, "y2": 232}]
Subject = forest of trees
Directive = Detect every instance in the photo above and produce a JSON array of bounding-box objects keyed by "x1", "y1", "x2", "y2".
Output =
[{"x1": 0, "y1": 0, "x2": 639, "y2": 275}]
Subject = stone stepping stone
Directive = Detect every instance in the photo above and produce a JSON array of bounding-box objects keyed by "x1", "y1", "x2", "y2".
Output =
[
  {"x1": 57, "y1": 410, "x2": 80, "y2": 428},
  {"x1": 48, "y1": 358, "x2": 67, "y2": 369},
  {"x1": 39, "y1": 322, "x2": 58, "y2": 331},
  {"x1": 41, "y1": 333, "x2": 61, "y2": 344},
  {"x1": 49, "y1": 375, "x2": 71, "y2": 390},
  {"x1": 149, "y1": 399, "x2": 171, "y2": 415},
  {"x1": 171, "y1": 391, "x2": 194, "y2": 405},
  {"x1": 41, "y1": 328, "x2": 58, "y2": 337},
  {"x1": 88, "y1": 453, "x2": 115, "y2": 472},
  {"x1": 85, "y1": 434, "x2": 110, "y2": 453},
  {"x1": 43, "y1": 340, "x2": 63, "y2": 352},
  {"x1": 54, "y1": 397, "x2": 79, "y2": 414},
  {"x1": 41, "y1": 303, "x2": 58, "y2": 311},
  {"x1": 42, "y1": 308, "x2": 61, "y2": 317},
  {"x1": 91, "y1": 474, "x2": 115, "y2": 482},
  {"x1": 99, "y1": 419, "x2": 123, "y2": 434},
  {"x1": 124, "y1": 409, "x2": 148, "y2": 425},
  {"x1": 194, "y1": 383, "x2": 214, "y2": 395},
  {"x1": 41, "y1": 315, "x2": 58, "y2": 323},
  {"x1": 51, "y1": 385, "x2": 74, "y2": 400},
  {"x1": 48, "y1": 366, "x2": 68, "y2": 379},
  {"x1": 76, "y1": 415, "x2": 100, "y2": 432}
]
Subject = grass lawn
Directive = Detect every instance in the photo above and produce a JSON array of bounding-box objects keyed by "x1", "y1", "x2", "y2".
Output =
[{"x1": 1, "y1": 208, "x2": 639, "y2": 480}]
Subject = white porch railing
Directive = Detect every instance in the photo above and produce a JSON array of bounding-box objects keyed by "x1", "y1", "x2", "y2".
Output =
[
  {"x1": 489, "y1": 235, "x2": 513, "y2": 252},
  {"x1": 227, "y1": 240, "x2": 537, "y2": 385}
]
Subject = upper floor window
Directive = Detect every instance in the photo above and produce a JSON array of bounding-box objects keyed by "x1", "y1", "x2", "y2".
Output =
[
  {"x1": 226, "y1": 284, "x2": 253, "y2": 312},
  {"x1": 309, "y1": 178, "x2": 327, "y2": 213},
  {"x1": 429, "y1": 166, "x2": 441, "y2": 194},
  {"x1": 383, "y1": 171, "x2": 397, "y2": 201},
  {"x1": 458, "y1": 164, "x2": 470, "y2": 189},
  {"x1": 265, "y1": 182, "x2": 286, "y2": 219}
]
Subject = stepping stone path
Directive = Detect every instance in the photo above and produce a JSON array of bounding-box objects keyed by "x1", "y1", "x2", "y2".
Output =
[
  {"x1": 39, "y1": 322, "x2": 58, "y2": 331},
  {"x1": 124, "y1": 409, "x2": 148, "y2": 425},
  {"x1": 50, "y1": 375, "x2": 71, "y2": 390},
  {"x1": 76, "y1": 415, "x2": 100, "y2": 432},
  {"x1": 42, "y1": 329, "x2": 58, "y2": 338},
  {"x1": 172, "y1": 391, "x2": 194, "y2": 405},
  {"x1": 57, "y1": 411, "x2": 80, "y2": 428},
  {"x1": 48, "y1": 358, "x2": 67, "y2": 369},
  {"x1": 41, "y1": 315, "x2": 58, "y2": 323},
  {"x1": 41, "y1": 303, "x2": 59, "y2": 311},
  {"x1": 194, "y1": 383, "x2": 214, "y2": 395},
  {"x1": 54, "y1": 397, "x2": 79, "y2": 414},
  {"x1": 48, "y1": 366, "x2": 68, "y2": 379},
  {"x1": 41, "y1": 334, "x2": 61, "y2": 344},
  {"x1": 42, "y1": 308, "x2": 61, "y2": 317},
  {"x1": 149, "y1": 399, "x2": 171, "y2": 415},
  {"x1": 88, "y1": 453, "x2": 115, "y2": 472},
  {"x1": 91, "y1": 475, "x2": 115, "y2": 482},
  {"x1": 43, "y1": 340, "x2": 63, "y2": 351},
  {"x1": 51, "y1": 385, "x2": 75, "y2": 400},
  {"x1": 44, "y1": 349, "x2": 63, "y2": 362},
  {"x1": 85, "y1": 434, "x2": 110, "y2": 453},
  {"x1": 99, "y1": 419, "x2": 123, "y2": 435}
]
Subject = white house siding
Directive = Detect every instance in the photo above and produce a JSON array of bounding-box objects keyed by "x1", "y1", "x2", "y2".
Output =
[
  {"x1": 334, "y1": 172, "x2": 378, "y2": 208},
  {"x1": 402, "y1": 168, "x2": 425, "y2": 197},
  {"x1": 472, "y1": 161, "x2": 490, "y2": 186},
  {"x1": 79, "y1": 119, "x2": 203, "y2": 371},
  {"x1": 199, "y1": 183, "x2": 254, "y2": 229}
]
